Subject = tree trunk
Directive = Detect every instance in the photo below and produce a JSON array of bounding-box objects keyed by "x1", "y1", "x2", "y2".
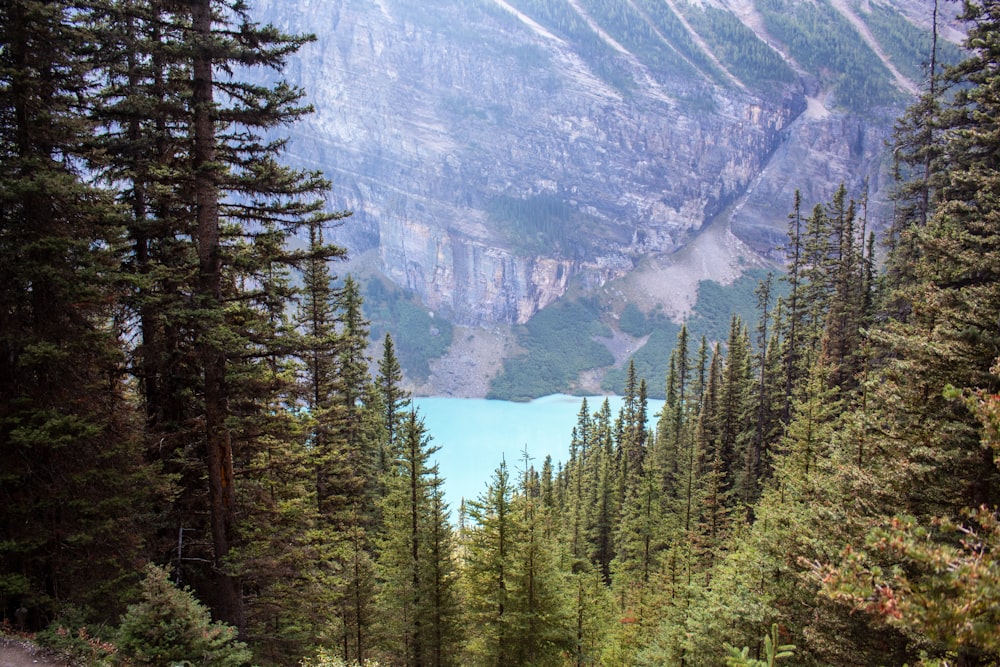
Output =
[{"x1": 191, "y1": 0, "x2": 243, "y2": 633}]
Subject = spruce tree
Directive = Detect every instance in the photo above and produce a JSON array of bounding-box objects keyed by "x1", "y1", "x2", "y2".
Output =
[
  {"x1": 377, "y1": 332, "x2": 411, "y2": 467},
  {"x1": 116, "y1": 565, "x2": 252, "y2": 667},
  {"x1": 461, "y1": 461, "x2": 517, "y2": 665},
  {"x1": 461, "y1": 460, "x2": 573, "y2": 666},
  {"x1": 780, "y1": 191, "x2": 806, "y2": 423},
  {"x1": 377, "y1": 411, "x2": 457, "y2": 667},
  {"x1": 0, "y1": 0, "x2": 153, "y2": 621},
  {"x1": 718, "y1": 316, "x2": 753, "y2": 512},
  {"x1": 89, "y1": 0, "x2": 344, "y2": 632},
  {"x1": 587, "y1": 399, "x2": 618, "y2": 583}
]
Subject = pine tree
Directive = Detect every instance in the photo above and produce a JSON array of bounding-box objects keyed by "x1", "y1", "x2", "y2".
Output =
[
  {"x1": 88, "y1": 0, "x2": 344, "y2": 632},
  {"x1": 864, "y1": 0, "x2": 1000, "y2": 518},
  {"x1": 813, "y1": 7, "x2": 1000, "y2": 662},
  {"x1": 780, "y1": 191, "x2": 806, "y2": 423},
  {"x1": 461, "y1": 460, "x2": 573, "y2": 666},
  {"x1": 819, "y1": 185, "x2": 866, "y2": 391},
  {"x1": 377, "y1": 411, "x2": 458, "y2": 667},
  {"x1": 461, "y1": 461, "x2": 518, "y2": 665},
  {"x1": 746, "y1": 274, "x2": 775, "y2": 501},
  {"x1": 718, "y1": 316, "x2": 753, "y2": 513},
  {"x1": 587, "y1": 399, "x2": 618, "y2": 583},
  {"x1": 0, "y1": 0, "x2": 154, "y2": 621},
  {"x1": 887, "y1": 0, "x2": 945, "y2": 283},
  {"x1": 424, "y1": 473, "x2": 460, "y2": 667},
  {"x1": 377, "y1": 332, "x2": 411, "y2": 468},
  {"x1": 116, "y1": 565, "x2": 252, "y2": 667}
]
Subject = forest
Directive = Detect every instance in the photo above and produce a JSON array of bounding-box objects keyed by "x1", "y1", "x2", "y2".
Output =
[{"x1": 1, "y1": 0, "x2": 999, "y2": 666}]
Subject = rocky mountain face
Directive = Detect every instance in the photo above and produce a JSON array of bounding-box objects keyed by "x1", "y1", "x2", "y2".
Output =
[{"x1": 250, "y1": 0, "x2": 959, "y2": 391}]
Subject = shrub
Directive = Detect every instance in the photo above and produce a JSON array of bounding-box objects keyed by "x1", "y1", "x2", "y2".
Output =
[
  {"x1": 299, "y1": 649, "x2": 382, "y2": 666},
  {"x1": 115, "y1": 565, "x2": 251, "y2": 667}
]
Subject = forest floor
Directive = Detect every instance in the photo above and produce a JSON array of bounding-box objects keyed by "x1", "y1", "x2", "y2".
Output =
[{"x1": 0, "y1": 638, "x2": 71, "y2": 667}]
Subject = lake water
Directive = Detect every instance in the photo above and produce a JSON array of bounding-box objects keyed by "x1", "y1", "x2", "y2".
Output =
[{"x1": 411, "y1": 394, "x2": 666, "y2": 514}]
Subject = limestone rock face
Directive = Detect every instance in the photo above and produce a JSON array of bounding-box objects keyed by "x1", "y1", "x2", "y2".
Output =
[{"x1": 253, "y1": 0, "x2": 951, "y2": 325}]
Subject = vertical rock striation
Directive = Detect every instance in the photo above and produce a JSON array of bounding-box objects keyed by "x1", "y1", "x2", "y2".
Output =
[{"x1": 254, "y1": 0, "x2": 948, "y2": 325}]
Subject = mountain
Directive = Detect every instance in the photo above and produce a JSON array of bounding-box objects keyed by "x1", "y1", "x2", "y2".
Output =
[{"x1": 250, "y1": 0, "x2": 963, "y2": 396}]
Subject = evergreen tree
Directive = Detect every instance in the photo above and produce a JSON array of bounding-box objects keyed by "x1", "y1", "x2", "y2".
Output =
[
  {"x1": 819, "y1": 185, "x2": 866, "y2": 391},
  {"x1": 377, "y1": 411, "x2": 458, "y2": 667},
  {"x1": 0, "y1": 0, "x2": 153, "y2": 622},
  {"x1": 461, "y1": 461, "x2": 518, "y2": 666},
  {"x1": 746, "y1": 273, "x2": 775, "y2": 501},
  {"x1": 587, "y1": 399, "x2": 617, "y2": 583},
  {"x1": 89, "y1": 0, "x2": 343, "y2": 633},
  {"x1": 565, "y1": 399, "x2": 592, "y2": 561},
  {"x1": 780, "y1": 191, "x2": 806, "y2": 423},
  {"x1": 116, "y1": 564, "x2": 252, "y2": 667},
  {"x1": 812, "y1": 6, "x2": 1000, "y2": 663},
  {"x1": 461, "y1": 460, "x2": 573, "y2": 666},
  {"x1": 695, "y1": 344, "x2": 730, "y2": 551},
  {"x1": 718, "y1": 316, "x2": 753, "y2": 512},
  {"x1": 378, "y1": 333, "x2": 411, "y2": 469}
]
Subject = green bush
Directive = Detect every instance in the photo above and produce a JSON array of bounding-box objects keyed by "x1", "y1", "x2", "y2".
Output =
[
  {"x1": 618, "y1": 303, "x2": 653, "y2": 337},
  {"x1": 299, "y1": 650, "x2": 382, "y2": 667},
  {"x1": 36, "y1": 615, "x2": 117, "y2": 666},
  {"x1": 115, "y1": 565, "x2": 251, "y2": 667}
]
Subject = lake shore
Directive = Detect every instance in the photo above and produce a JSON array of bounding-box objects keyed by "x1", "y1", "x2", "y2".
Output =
[{"x1": 413, "y1": 394, "x2": 666, "y2": 511}]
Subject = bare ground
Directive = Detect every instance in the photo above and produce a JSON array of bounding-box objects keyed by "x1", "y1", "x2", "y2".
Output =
[
  {"x1": 618, "y1": 218, "x2": 769, "y2": 320},
  {"x1": 409, "y1": 324, "x2": 517, "y2": 398},
  {"x1": 0, "y1": 639, "x2": 71, "y2": 667}
]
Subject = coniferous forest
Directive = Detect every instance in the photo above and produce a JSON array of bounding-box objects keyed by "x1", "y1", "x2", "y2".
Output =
[{"x1": 2, "y1": 0, "x2": 1000, "y2": 665}]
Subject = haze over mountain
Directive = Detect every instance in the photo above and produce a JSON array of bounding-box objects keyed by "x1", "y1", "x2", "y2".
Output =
[{"x1": 251, "y1": 0, "x2": 961, "y2": 396}]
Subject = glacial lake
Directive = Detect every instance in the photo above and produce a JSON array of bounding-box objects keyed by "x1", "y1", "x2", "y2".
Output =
[{"x1": 412, "y1": 394, "x2": 666, "y2": 514}]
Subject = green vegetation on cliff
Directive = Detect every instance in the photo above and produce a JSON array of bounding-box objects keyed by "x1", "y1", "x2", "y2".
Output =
[
  {"x1": 488, "y1": 297, "x2": 614, "y2": 400},
  {"x1": 757, "y1": 0, "x2": 906, "y2": 111},
  {"x1": 364, "y1": 277, "x2": 453, "y2": 383},
  {"x1": 487, "y1": 267, "x2": 783, "y2": 401},
  {"x1": 681, "y1": 3, "x2": 797, "y2": 94}
]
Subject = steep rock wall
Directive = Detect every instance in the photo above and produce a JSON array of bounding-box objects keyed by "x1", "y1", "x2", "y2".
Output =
[{"x1": 257, "y1": 0, "x2": 935, "y2": 325}]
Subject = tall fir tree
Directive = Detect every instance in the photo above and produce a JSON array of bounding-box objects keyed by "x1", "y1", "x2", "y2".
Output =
[
  {"x1": 91, "y1": 0, "x2": 343, "y2": 633},
  {"x1": 376, "y1": 411, "x2": 458, "y2": 667},
  {"x1": 0, "y1": 0, "x2": 154, "y2": 622}
]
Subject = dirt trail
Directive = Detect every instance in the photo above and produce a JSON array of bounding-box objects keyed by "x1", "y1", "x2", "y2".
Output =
[{"x1": 0, "y1": 639, "x2": 71, "y2": 667}]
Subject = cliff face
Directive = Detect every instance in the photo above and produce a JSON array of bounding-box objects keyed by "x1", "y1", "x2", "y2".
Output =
[{"x1": 253, "y1": 0, "x2": 950, "y2": 326}]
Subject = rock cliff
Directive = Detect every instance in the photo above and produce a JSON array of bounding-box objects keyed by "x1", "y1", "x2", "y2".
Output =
[{"x1": 250, "y1": 0, "x2": 959, "y2": 372}]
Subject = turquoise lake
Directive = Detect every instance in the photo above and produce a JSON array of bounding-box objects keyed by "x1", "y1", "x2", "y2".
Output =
[{"x1": 411, "y1": 394, "x2": 666, "y2": 514}]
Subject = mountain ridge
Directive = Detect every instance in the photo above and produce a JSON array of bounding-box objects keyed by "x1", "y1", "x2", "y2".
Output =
[{"x1": 252, "y1": 0, "x2": 963, "y2": 395}]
